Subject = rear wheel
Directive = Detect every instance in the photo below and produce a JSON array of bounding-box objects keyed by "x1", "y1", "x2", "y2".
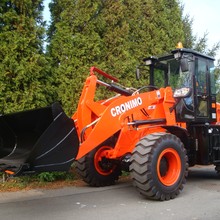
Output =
[
  {"x1": 130, "y1": 132, "x2": 188, "y2": 201},
  {"x1": 76, "y1": 145, "x2": 121, "y2": 186}
]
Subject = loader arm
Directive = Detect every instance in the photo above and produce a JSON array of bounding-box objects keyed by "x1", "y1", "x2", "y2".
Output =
[{"x1": 72, "y1": 67, "x2": 122, "y2": 141}]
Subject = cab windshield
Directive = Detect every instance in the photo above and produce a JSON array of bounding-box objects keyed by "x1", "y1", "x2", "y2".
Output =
[
  {"x1": 153, "y1": 54, "x2": 193, "y2": 90},
  {"x1": 152, "y1": 53, "x2": 194, "y2": 111}
]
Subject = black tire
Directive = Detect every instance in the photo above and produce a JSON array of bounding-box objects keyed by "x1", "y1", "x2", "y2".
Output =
[
  {"x1": 76, "y1": 145, "x2": 121, "y2": 186},
  {"x1": 215, "y1": 165, "x2": 220, "y2": 174},
  {"x1": 130, "y1": 132, "x2": 188, "y2": 201}
]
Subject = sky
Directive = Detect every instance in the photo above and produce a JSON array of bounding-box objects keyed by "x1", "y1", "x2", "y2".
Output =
[
  {"x1": 181, "y1": 0, "x2": 220, "y2": 60},
  {"x1": 43, "y1": 0, "x2": 220, "y2": 61},
  {"x1": 43, "y1": 0, "x2": 50, "y2": 23}
]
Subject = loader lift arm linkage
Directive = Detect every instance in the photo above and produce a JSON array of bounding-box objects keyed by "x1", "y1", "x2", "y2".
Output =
[{"x1": 73, "y1": 66, "x2": 176, "y2": 161}]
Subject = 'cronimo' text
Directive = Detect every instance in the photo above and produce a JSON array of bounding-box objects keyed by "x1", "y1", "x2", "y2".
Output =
[{"x1": 110, "y1": 97, "x2": 142, "y2": 117}]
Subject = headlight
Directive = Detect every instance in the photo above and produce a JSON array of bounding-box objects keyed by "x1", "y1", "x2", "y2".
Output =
[{"x1": 174, "y1": 87, "x2": 191, "y2": 98}]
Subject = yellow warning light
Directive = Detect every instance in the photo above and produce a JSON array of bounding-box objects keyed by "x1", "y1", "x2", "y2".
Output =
[{"x1": 176, "y1": 42, "x2": 183, "y2": 49}]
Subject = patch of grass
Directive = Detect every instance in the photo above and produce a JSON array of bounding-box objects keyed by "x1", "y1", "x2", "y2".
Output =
[
  {"x1": 37, "y1": 171, "x2": 75, "y2": 182},
  {"x1": 0, "y1": 167, "x2": 78, "y2": 192},
  {"x1": 121, "y1": 171, "x2": 130, "y2": 176},
  {"x1": 0, "y1": 165, "x2": 131, "y2": 192}
]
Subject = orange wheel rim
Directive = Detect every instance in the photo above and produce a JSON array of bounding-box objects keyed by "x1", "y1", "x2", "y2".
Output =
[
  {"x1": 94, "y1": 146, "x2": 114, "y2": 176},
  {"x1": 157, "y1": 148, "x2": 181, "y2": 186}
]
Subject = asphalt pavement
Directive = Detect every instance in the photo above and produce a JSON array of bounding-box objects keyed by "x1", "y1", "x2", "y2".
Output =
[{"x1": 0, "y1": 165, "x2": 220, "y2": 220}]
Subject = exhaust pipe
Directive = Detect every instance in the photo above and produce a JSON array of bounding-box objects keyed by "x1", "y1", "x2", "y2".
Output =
[{"x1": 0, "y1": 103, "x2": 79, "y2": 175}]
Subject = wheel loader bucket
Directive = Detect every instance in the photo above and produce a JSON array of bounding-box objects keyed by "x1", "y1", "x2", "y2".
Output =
[{"x1": 0, "y1": 103, "x2": 79, "y2": 175}]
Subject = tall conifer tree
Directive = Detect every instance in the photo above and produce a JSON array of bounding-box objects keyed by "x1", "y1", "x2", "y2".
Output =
[
  {"x1": 47, "y1": 0, "x2": 103, "y2": 115},
  {"x1": 47, "y1": 0, "x2": 190, "y2": 113},
  {"x1": 0, "y1": 0, "x2": 50, "y2": 113}
]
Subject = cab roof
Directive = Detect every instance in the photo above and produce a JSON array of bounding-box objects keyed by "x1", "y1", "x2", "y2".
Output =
[
  {"x1": 143, "y1": 48, "x2": 215, "y2": 63},
  {"x1": 172, "y1": 48, "x2": 215, "y2": 61}
]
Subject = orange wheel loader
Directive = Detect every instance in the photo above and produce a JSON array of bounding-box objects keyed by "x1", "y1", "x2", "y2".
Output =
[{"x1": 0, "y1": 46, "x2": 220, "y2": 201}]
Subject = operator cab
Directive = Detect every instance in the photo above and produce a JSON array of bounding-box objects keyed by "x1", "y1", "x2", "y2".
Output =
[{"x1": 141, "y1": 47, "x2": 216, "y2": 123}]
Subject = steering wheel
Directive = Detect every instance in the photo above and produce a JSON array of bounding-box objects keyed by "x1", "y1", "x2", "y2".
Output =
[{"x1": 137, "y1": 85, "x2": 158, "y2": 93}]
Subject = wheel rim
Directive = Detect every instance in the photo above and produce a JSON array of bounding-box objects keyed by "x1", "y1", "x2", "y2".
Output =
[
  {"x1": 157, "y1": 148, "x2": 181, "y2": 186},
  {"x1": 94, "y1": 146, "x2": 115, "y2": 176}
]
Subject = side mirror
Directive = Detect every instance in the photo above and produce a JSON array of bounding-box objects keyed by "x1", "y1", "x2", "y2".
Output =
[{"x1": 180, "y1": 58, "x2": 189, "y2": 72}]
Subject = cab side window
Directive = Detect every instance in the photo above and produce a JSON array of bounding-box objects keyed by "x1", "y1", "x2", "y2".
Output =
[
  {"x1": 195, "y1": 58, "x2": 208, "y2": 117},
  {"x1": 195, "y1": 59, "x2": 207, "y2": 94}
]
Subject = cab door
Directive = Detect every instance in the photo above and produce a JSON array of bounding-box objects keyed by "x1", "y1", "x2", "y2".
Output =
[{"x1": 195, "y1": 57, "x2": 209, "y2": 120}]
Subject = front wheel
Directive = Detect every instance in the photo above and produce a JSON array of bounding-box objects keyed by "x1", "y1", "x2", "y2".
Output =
[
  {"x1": 130, "y1": 132, "x2": 188, "y2": 201},
  {"x1": 76, "y1": 145, "x2": 121, "y2": 186}
]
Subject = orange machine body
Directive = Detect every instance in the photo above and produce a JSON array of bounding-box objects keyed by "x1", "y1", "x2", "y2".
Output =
[{"x1": 72, "y1": 67, "x2": 185, "y2": 161}]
